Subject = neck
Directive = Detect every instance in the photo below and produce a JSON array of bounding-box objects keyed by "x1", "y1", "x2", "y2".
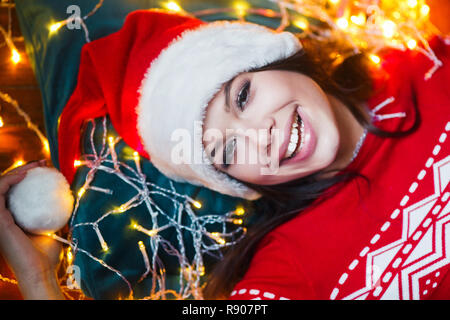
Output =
[{"x1": 322, "y1": 94, "x2": 366, "y2": 177}]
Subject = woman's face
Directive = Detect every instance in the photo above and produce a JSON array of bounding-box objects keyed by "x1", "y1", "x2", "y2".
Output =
[{"x1": 202, "y1": 70, "x2": 341, "y2": 185}]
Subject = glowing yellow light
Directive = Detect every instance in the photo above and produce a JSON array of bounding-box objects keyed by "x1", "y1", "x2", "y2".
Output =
[
  {"x1": 336, "y1": 18, "x2": 349, "y2": 30},
  {"x1": 12, "y1": 159, "x2": 24, "y2": 169},
  {"x1": 78, "y1": 187, "x2": 86, "y2": 198},
  {"x1": 133, "y1": 151, "x2": 139, "y2": 159},
  {"x1": 43, "y1": 140, "x2": 50, "y2": 155},
  {"x1": 382, "y1": 20, "x2": 397, "y2": 39},
  {"x1": 235, "y1": 206, "x2": 245, "y2": 216},
  {"x1": 210, "y1": 232, "x2": 226, "y2": 245},
  {"x1": 199, "y1": 266, "x2": 205, "y2": 276},
  {"x1": 138, "y1": 240, "x2": 145, "y2": 249},
  {"x1": 329, "y1": 0, "x2": 340, "y2": 4},
  {"x1": 133, "y1": 223, "x2": 157, "y2": 237},
  {"x1": 49, "y1": 22, "x2": 63, "y2": 33},
  {"x1": 74, "y1": 160, "x2": 82, "y2": 168},
  {"x1": 234, "y1": 1, "x2": 249, "y2": 17},
  {"x1": 420, "y1": 4, "x2": 430, "y2": 16},
  {"x1": 392, "y1": 11, "x2": 401, "y2": 19},
  {"x1": 193, "y1": 201, "x2": 202, "y2": 209},
  {"x1": 163, "y1": 1, "x2": 183, "y2": 12},
  {"x1": 11, "y1": 49, "x2": 21, "y2": 64},
  {"x1": 369, "y1": 54, "x2": 381, "y2": 65},
  {"x1": 0, "y1": 116, "x2": 3, "y2": 128},
  {"x1": 407, "y1": 0, "x2": 418, "y2": 8},
  {"x1": 350, "y1": 14, "x2": 365, "y2": 26},
  {"x1": 293, "y1": 18, "x2": 309, "y2": 30},
  {"x1": 108, "y1": 136, "x2": 114, "y2": 145},
  {"x1": 116, "y1": 204, "x2": 127, "y2": 213},
  {"x1": 67, "y1": 247, "x2": 73, "y2": 264},
  {"x1": 233, "y1": 219, "x2": 243, "y2": 225},
  {"x1": 101, "y1": 243, "x2": 109, "y2": 252},
  {"x1": 407, "y1": 39, "x2": 417, "y2": 50}
]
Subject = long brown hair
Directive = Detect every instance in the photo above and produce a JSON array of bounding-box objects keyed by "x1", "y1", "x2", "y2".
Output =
[{"x1": 203, "y1": 35, "x2": 420, "y2": 299}]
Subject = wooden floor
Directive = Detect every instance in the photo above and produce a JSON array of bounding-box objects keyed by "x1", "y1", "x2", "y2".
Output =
[{"x1": 0, "y1": 0, "x2": 449, "y2": 300}]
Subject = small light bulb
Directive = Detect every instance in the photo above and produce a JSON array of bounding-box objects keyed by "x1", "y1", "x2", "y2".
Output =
[
  {"x1": 382, "y1": 20, "x2": 396, "y2": 39},
  {"x1": 133, "y1": 223, "x2": 158, "y2": 237},
  {"x1": 78, "y1": 187, "x2": 86, "y2": 198},
  {"x1": 13, "y1": 159, "x2": 24, "y2": 168},
  {"x1": 210, "y1": 232, "x2": 226, "y2": 245},
  {"x1": 420, "y1": 4, "x2": 430, "y2": 16},
  {"x1": 117, "y1": 204, "x2": 127, "y2": 213},
  {"x1": 102, "y1": 243, "x2": 109, "y2": 252},
  {"x1": 233, "y1": 219, "x2": 243, "y2": 225},
  {"x1": 235, "y1": 206, "x2": 245, "y2": 216},
  {"x1": 350, "y1": 14, "x2": 365, "y2": 26},
  {"x1": 74, "y1": 160, "x2": 82, "y2": 168},
  {"x1": 43, "y1": 140, "x2": 50, "y2": 155},
  {"x1": 336, "y1": 18, "x2": 349, "y2": 30},
  {"x1": 293, "y1": 18, "x2": 309, "y2": 30},
  {"x1": 67, "y1": 247, "x2": 73, "y2": 264},
  {"x1": 369, "y1": 54, "x2": 381, "y2": 65},
  {"x1": 11, "y1": 49, "x2": 21, "y2": 64},
  {"x1": 163, "y1": 1, "x2": 182, "y2": 12},
  {"x1": 0, "y1": 116, "x2": 4, "y2": 128},
  {"x1": 407, "y1": 0, "x2": 418, "y2": 8},
  {"x1": 193, "y1": 201, "x2": 202, "y2": 209},
  {"x1": 407, "y1": 39, "x2": 417, "y2": 50},
  {"x1": 199, "y1": 266, "x2": 205, "y2": 276},
  {"x1": 234, "y1": 1, "x2": 249, "y2": 17},
  {"x1": 49, "y1": 22, "x2": 63, "y2": 33}
]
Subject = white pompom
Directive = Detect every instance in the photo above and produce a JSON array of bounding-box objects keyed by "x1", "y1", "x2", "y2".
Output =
[{"x1": 7, "y1": 167, "x2": 74, "y2": 235}]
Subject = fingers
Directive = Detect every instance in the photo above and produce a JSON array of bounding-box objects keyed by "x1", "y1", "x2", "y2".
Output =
[
  {"x1": 4, "y1": 159, "x2": 47, "y2": 176},
  {"x1": 0, "y1": 171, "x2": 27, "y2": 196},
  {"x1": 0, "y1": 160, "x2": 44, "y2": 211}
]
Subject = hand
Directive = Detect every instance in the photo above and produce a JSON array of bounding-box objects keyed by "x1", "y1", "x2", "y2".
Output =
[{"x1": 0, "y1": 160, "x2": 65, "y2": 299}]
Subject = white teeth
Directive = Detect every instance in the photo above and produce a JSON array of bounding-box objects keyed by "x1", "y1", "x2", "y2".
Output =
[{"x1": 284, "y1": 114, "x2": 304, "y2": 160}]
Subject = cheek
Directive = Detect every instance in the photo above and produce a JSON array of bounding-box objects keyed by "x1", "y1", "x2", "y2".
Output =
[{"x1": 228, "y1": 164, "x2": 262, "y2": 184}]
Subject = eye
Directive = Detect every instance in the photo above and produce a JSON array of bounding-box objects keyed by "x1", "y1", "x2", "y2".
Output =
[
  {"x1": 235, "y1": 80, "x2": 250, "y2": 111},
  {"x1": 222, "y1": 137, "x2": 237, "y2": 169}
]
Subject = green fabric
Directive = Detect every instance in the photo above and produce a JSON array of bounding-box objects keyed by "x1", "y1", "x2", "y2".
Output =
[
  {"x1": 71, "y1": 116, "x2": 251, "y2": 299},
  {"x1": 14, "y1": 0, "x2": 298, "y2": 299}
]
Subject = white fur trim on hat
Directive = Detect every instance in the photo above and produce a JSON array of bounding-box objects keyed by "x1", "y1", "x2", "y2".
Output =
[{"x1": 137, "y1": 21, "x2": 302, "y2": 200}]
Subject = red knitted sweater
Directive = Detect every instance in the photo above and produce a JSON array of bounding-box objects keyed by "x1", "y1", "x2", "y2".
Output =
[{"x1": 230, "y1": 35, "x2": 450, "y2": 300}]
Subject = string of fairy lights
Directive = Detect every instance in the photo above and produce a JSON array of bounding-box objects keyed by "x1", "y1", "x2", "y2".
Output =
[
  {"x1": 54, "y1": 116, "x2": 247, "y2": 299},
  {"x1": 0, "y1": 0, "x2": 447, "y2": 299}
]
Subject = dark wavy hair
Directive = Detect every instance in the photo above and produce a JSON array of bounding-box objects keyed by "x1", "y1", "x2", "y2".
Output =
[{"x1": 203, "y1": 35, "x2": 420, "y2": 299}]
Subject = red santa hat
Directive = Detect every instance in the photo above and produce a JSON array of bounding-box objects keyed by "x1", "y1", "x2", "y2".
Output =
[{"x1": 58, "y1": 9, "x2": 302, "y2": 200}]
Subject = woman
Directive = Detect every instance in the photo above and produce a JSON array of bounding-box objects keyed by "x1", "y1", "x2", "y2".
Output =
[
  {"x1": 203, "y1": 36, "x2": 450, "y2": 300},
  {"x1": 1, "y1": 9, "x2": 449, "y2": 299}
]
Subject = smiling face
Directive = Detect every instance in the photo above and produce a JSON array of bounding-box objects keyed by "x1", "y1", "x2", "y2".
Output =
[{"x1": 202, "y1": 70, "x2": 342, "y2": 185}]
